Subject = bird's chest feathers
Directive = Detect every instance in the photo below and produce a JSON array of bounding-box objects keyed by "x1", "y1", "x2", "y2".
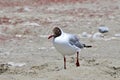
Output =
[
  {"x1": 52, "y1": 34, "x2": 79, "y2": 55},
  {"x1": 53, "y1": 35, "x2": 69, "y2": 47}
]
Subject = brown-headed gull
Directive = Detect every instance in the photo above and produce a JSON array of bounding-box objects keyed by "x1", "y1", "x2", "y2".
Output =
[{"x1": 48, "y1": 27, "x2": 92, "y2": 69}]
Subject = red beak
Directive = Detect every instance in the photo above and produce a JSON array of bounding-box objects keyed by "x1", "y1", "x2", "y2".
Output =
[{"x1": 48, "y1": 35, "x2": 54, "y2": 39}]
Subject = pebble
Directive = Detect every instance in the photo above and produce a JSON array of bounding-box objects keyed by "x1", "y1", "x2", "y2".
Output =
[
  {"x1": 98, "y1": 26, "x2": 109, "y2": 33},
  {"x1": 92, "y1": 32, "x2": 104, "y2": 39},
  {"x1": 15, "y1": 34, "x2": 22, "y2": 38},
  {"x1": 7, "y1": 62, "x2": 26, "y2": 67},
  {"x1": 114, "y1": 34, "x2": 120, "y2": 37},
  {"x1": 81, "y1": 32, "x2": 92, "y2": 38}
]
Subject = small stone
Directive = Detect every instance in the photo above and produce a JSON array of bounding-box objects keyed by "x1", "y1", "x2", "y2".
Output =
[
  {"x1": 114, "y1": 34, "x2": 120, "y2": 37},
  {"x1": 7, "y1": 62, "x2": 26, "y2": 67},
  {"x1": 81, "y1": 32, "x2": 92, "y2": 38},
  {"x1": 98, "y1": 25, "x2": 109, "y2": 33},
  {"x1": 15, "y1": 34, "x2": 22, "y2": 38},
  {"x1": 92, "y1": 32, "x2": 104, "y2": 39}
]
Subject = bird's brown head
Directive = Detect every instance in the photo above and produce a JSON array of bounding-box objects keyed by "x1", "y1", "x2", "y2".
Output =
[
  {"x1": 53, "y1": 27, "x2": 62, "y2": 37},
  {"x1": 48, "y1": 27, "x2": 62, "y2": 39}
]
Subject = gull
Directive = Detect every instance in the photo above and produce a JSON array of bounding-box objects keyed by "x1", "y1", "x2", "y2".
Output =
[{"x1": 48, "y1": 27, "x2": 92, "y2": 69}]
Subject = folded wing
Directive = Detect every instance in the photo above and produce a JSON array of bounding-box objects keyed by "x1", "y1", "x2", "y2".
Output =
[{"x1": 69, "y1": 34, "x2": 84, "y2": 49}]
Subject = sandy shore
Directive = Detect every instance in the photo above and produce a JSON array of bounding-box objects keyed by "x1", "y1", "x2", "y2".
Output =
[{"x1": 0, "y1": 0, "x2": 120, "y2": 80}]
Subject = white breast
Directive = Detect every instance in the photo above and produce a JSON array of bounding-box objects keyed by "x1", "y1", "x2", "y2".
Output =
[{"x1": 53, "y1": 33, "x2": 80, "y2": 56}]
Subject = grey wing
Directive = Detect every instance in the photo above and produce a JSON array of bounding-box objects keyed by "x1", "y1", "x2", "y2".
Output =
[{"x1": 69, "y1": 34, "x2": 84, "y2": 48}]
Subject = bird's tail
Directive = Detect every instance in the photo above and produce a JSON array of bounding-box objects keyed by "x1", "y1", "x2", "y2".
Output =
[{"x1": 83, "y1": 44, "x2": 92, "y2": 48}]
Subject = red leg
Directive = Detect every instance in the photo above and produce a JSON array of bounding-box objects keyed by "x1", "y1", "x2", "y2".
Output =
[
  {"x1": 64, "y1": 56, "x2": 66, "y2": 69},
  {"x1": 76, "y1": 52, "x2": 80, "y2": 67}
]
